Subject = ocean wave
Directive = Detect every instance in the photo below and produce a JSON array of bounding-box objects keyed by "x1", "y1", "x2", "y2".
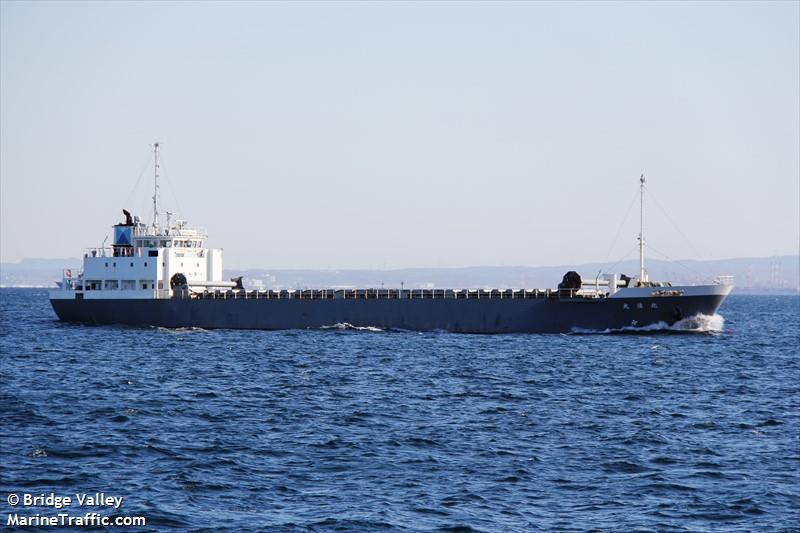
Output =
[
  {"x1": 320, "y1": 322, "x2": 383, "y2": 332},
  {"x1": 154, "y1": 326, "x2": 208, "y2": 333},
  {"x1": 4, "y1": 289, "x2": 797, "y2": 532},
  {"x1": 671, "y1": 313, "x2": 725, "y2": 332},
  {"x1": 572, "y1": 313, "x2": 724, "y2": 334}
]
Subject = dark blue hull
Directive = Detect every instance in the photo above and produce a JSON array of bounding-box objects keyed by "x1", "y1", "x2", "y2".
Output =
[{"x1": 50, "y1": 294, "x2": 727, "y2": 333}]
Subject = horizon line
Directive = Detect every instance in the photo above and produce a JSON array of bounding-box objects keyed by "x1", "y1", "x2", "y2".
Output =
[{"x1": 3, "y1": 253, "x2": 798, "y2": 271}]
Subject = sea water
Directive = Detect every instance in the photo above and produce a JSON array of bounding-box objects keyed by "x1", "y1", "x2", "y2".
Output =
[{"x1": 1, "y1": 289, "x2": 798, "y2": 531}]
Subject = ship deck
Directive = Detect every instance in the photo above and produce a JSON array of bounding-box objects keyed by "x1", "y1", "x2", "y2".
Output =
[{"x1": 184, "y1": 288, "x2": 601, "y2": 301}]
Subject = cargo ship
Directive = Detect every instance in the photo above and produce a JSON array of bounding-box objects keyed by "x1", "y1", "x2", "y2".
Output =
[{"x1": 49, "y1": 144, "x2": 733, "y2": 333}]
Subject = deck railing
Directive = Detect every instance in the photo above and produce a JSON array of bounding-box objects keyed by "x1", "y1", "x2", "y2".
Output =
[
  {"x1": 132, "y1": 225, "x2": 208, "y2": 238},
  {"x1": 178, "y1": 287, "x2": 602, "y2": 301},
  {"x1": 84, "y1": 247, "x2": 113, "y2": 258}
]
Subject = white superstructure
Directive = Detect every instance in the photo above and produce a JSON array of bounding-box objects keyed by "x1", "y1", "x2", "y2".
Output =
[
  {"x1": 49, "y1": 213, "x2": 231, "y2": 301},
  {"x1": 50, "y1": 143, "x2": 233, "y2": 302}
]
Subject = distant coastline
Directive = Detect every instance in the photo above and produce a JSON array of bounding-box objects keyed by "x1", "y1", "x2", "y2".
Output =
[{"x1": 2, "y1": 255, "x2": 797, "y2": 294}]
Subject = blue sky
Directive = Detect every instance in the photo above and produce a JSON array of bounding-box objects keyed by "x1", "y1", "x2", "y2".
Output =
[{"x1": 1, "y1": 1, "x2": 798, "y2": 269}]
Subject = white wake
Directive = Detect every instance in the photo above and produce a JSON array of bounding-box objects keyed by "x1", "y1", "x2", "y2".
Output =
[
  {"x1": 572, "y1": 313, "x2": 725, "y2": 334},
  {"x1": 155, "y1": 326, "x2": 208, "y2": 333},
  {"x1": 320, "y1": 322, "x2": 384, "y2": 332},
  {"x1": 670, "y1": 313, "x2": 725, "y2": 332}
]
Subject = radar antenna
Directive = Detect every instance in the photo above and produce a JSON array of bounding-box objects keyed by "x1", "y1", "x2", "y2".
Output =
[
  {"x1": 152, "y1": 142, "x2": 160, "y2": 229},
  {"x1": 638, "y1": 173, "x2": 647, "y2": 284}
]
